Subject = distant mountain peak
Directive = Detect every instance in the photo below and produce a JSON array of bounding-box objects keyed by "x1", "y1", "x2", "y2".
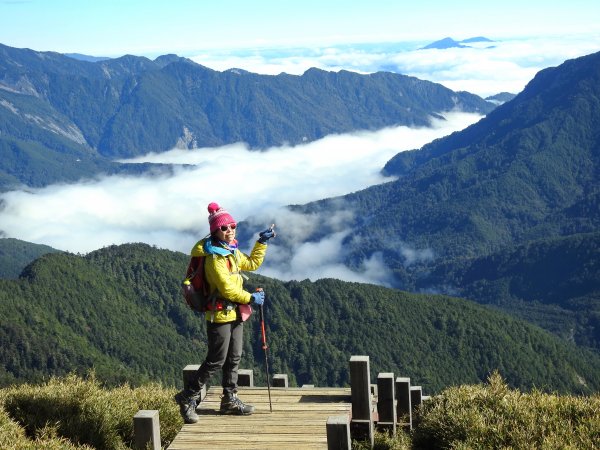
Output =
[
  {"x1": 460, "y1": 36, "x2": 494, "y2": 43},
  {"x1": 64, "y1": 53, "x2": 111, "y2": 62},
  {"x1": 225, "y1": 67, "x2": 251, "y2": 75},
  {"x1": 420, "y1": 36, "x2": 495, "y2": 50},
  {"x1": 485, "y1": 92, "x2": 516, "y2": 105},
  {"x1": 153, "y1": 53, "x2": 197, "y2": 68},
  {"x1": 421, "y1": 37, "x2": 465, "y2": 50}
]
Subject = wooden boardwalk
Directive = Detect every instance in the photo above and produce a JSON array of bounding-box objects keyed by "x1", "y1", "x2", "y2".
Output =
[{"x1": 167, "y1": 386, "x2": 352, "y2": 450}]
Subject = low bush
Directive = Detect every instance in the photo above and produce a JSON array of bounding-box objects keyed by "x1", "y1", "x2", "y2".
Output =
[
  {"x1": 1, "y1": 372, "x2": 599, "y2": 449},
  {"x1": 412, "y1": 371, "x2": 600, "y2": 449},
  {"x1": 0, "y1": 373, "x2": 180, "y2": 449}
]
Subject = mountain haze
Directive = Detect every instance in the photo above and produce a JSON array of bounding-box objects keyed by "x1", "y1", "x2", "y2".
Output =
[
  {"x1": 284, "y1": 51, "x2": 600, "y2": 351},
  {"x1": 420, "y1": 36, "x2": 495, "y2": 50},
  {"x1": 0, "y1": 42, "x2": 494, "y2": 191},
  {"x1": 2, "y1": 42, "x2": 600, "y2": 397}
]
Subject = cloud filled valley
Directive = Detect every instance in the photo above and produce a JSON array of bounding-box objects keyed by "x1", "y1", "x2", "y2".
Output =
[
  {"x1": 0, "y1": 112, "x2": 482, "y2": 285},
  {"x1": 189, "y1": 34, "x2": 600, "y2": 98}
]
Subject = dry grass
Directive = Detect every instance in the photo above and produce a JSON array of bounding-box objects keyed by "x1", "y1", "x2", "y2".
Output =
[
  {"x1": 0, "y1": 373, "x2": 180, "y2": 449},
  {"x1": 1, "y1": 372, "x2": 599, "y2": 449},
  {"x1": 412, "y1": 371, "x2": 600, "y2": 449}
]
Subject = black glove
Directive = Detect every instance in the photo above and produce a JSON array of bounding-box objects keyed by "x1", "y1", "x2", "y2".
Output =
[{"x1": 258, "y1": 226, "x2": 276, "y2": 244}]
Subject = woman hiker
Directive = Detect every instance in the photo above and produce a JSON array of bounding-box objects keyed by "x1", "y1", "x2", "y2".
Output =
[{"x1": 175, "y1": 202, "x2": 276, "y2": 424}]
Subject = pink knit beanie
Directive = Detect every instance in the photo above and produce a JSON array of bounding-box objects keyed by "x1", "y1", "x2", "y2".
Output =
[{"x1": 207, "y1": 202, "x2": 236, "y2": 233}]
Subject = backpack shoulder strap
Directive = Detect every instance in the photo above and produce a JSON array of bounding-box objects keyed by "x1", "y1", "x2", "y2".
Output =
[{"x1": 185, "y1": 256, "x2": 202, "y2": 280}]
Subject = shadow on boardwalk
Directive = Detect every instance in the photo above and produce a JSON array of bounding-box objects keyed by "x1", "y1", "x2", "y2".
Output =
[{"x1": 167, "y1": 386, "x2": 352, "y2": 450}]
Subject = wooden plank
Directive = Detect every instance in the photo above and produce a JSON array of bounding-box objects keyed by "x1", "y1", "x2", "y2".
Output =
[
  {"x1": 169, "y1": 442, "x2": 327, "y2": 450},
  {"x1": 171, "y1": 445, "x2": 326, "y2": 448},
  {"x1": 175, "y1": 433, "x2": 327, "y2": 441},
  {"x1": 168, "y1": 386, "x2": 351, "y2": 450},
  {"x1": 198, "y1": 405, "x2": 350, "y2": 413},
  {"x1": 178, "y1": 417, "x2": 333, "y2": 424},
  {"x1": 208, "y1": 386, "x2": 351, "y2": 394}
]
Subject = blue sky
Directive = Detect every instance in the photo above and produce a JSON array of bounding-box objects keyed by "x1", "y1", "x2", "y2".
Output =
[
  {"x1": 2, "y1": 0, "x2": 599, "y2": 98},
  {"x1": 1, "y1": 0, "x2": 600, "y2": 283},
  {"x1": 1, "y1": 0, "x2": 599, "y2": 57}
]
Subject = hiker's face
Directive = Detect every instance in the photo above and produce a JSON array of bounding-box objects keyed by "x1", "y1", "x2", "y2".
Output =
[{"x1": 217, "y1": 223, "x2": 236, "y2": 243}]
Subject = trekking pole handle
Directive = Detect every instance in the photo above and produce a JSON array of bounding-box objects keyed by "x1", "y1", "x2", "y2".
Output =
[{"x1": 257, "y1": 288, "x2": 268, "y2": 350}]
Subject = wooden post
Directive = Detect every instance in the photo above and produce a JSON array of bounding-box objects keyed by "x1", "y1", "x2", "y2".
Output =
[
  {"x1": 133, "y1": 410, "x2": 160, "y2": 450},
  {"x1": 238, "y1": 369, "x2": 254, "y2": 387},
  {"x1": 183, "y1": 364, "x2": 206, "y2": 401},
  {"x1": 272, "y1": 373, "x2": 289, "y2": 387},
  {"x1": 370, "y1": 384, "x2": 378, "y2": 398},
  {"x1": 349, "y1": 355, "x2": 374, "y2": 447},
  {"x1": 376, "y1": 372, "x2": 396, "y2": 434},
  {"x1": 395, "y1": 377, "x2": 412, "y2": 430},
  {"x1": 410, "y1": 386, "x2": 422, "y2": 412},
  {"x1": 327, "y1": 415, "x2": 351, "y2": 450},
  {"x1": 410, "y1": 386, "x2": 423, "y2": 427}
]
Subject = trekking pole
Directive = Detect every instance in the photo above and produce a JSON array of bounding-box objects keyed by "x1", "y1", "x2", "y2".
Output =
[{"x1": 258, "y1": 289, "x2": 273, "y2": 412}]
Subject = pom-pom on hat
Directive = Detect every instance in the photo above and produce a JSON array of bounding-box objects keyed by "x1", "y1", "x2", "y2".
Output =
[{"x1": 207, "y1": 202, "x2": 236, "y2": 233}]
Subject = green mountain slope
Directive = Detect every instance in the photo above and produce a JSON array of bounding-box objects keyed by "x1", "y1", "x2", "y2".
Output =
[
  {"x1": 0, "y1": 238, "x2": 60, "y2": 279},
  {"x1": 1, "y1": 243, "x2": 599, "y2": 395},
  {"x1": 0, "y1": 42, "x2": 494, "y2": 189},
  {"x1": 426, "y1": 232, "x2": 600, "y2": 348},
  {"x1": 378, "y1": 51, "x2": 600, "y2": 257},
  {"x1": 0, "y1": 248, "x2": 202, "y2": 387},
  {"x1": 282, "y1": 51, "x2": 600, "y2": 352}
]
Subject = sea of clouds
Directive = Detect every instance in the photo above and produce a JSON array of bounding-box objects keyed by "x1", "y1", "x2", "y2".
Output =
[
  {"x1": 1, "y1": 33, "x2": 599, "y2": 284},
  {"x1": 0, "y1": 113, "x2": 481, "y2": 284},
  {"x1": 189, "y1": 34, "x2": 600, "y2": 98}
]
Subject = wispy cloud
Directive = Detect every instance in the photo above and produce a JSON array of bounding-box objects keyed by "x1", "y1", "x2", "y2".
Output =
[
  {"x1": 0, "y1": 112, "x2": 480, "y2": 284},
  {"x1": 189, "y1": 34, "x2": 600, "y2": 97}
]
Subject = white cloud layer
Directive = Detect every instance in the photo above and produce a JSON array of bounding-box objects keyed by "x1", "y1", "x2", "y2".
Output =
[
  {"x1": 190, "y1": 34, "x2": 600, "y2": 97},
  {"x1": 0, "y1": 112, "x2": 481, "y2": 284},
  {"x1": 6, "y1": 34, "x2": 598, "y2": 285}
]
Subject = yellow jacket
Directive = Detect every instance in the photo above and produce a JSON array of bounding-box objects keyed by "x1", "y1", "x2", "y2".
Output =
[{"x1": 190, "y1": 238, "x2": 267, "y2": 323}]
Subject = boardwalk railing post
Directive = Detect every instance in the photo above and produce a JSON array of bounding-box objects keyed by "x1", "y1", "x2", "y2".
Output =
[
  {"x1": 273, "y1": 373, "x2": 289, "y2": 387},
  {"x1": 370, "y1": 384, "x2": 378, "y2": 398},
  {"x1": 238, "y1": 368, "x2": 254, "y2": 387},
  {"x1": 327, "y1": 415, "x2": 351, "y2": 450},
  {"x1": 376, "y1": 372, "x2": 396, "y2": 434},
  {"x1": 349, "y1": 355, "x2": 374, "y2": 447},
  {"x1": 133, "y1": 410, "x2": 160, "y2": 450},
  {"x1": 410, "y1": 385, "x2": 423, "y2": 426},
  {"x1": 183, "y1": 364, "x2": 207, "y2": 401},
  {"x1": 395, "y1": 377, "x2": 412, "y2": 430},
  {"x1": 410, "y1": 386, "x2": 422, "y2": 412}
]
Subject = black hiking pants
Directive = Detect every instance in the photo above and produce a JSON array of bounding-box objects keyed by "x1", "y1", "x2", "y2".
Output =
[{"x1": 190, "y1": 317, "x2": 244, "y2": 397}]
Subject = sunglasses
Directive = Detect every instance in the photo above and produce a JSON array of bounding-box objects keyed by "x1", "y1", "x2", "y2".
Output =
[{"x1": 220, "y1": 223, "x2": 237, "y2": 232}]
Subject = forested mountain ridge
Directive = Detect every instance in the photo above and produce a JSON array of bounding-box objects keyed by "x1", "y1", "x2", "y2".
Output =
[
  {"x1": 0, "y1": 238, "x2": 60, "y2": 279},
  {"x1": 383, "y1": 50, "x2": 600, "y2": 183},
  {"x1": 0, "y1": 42, "x2": 495, "y2": 191},
  {"x1": 425, "y1": 232, "x2": 600, "y2": 349},
  {"x1": 1, "y1": 242, "x2": 600, "y2": 395},
  {"x1": 283, "y1": 50, "x2": 600, "y2": 351}
]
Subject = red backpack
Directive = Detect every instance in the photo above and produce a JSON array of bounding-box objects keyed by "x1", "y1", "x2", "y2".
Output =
[{"x1": 181, "y1": 256, "x2": 232, "y2": 314}]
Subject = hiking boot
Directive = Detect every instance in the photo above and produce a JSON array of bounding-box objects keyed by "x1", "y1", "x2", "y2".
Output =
[
  {"x1": 220, "y1": 393, "x2": 255, "y2": 415},
  {"x1": 174, "y1": 390, "x2": 200, "y2": 424}
]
